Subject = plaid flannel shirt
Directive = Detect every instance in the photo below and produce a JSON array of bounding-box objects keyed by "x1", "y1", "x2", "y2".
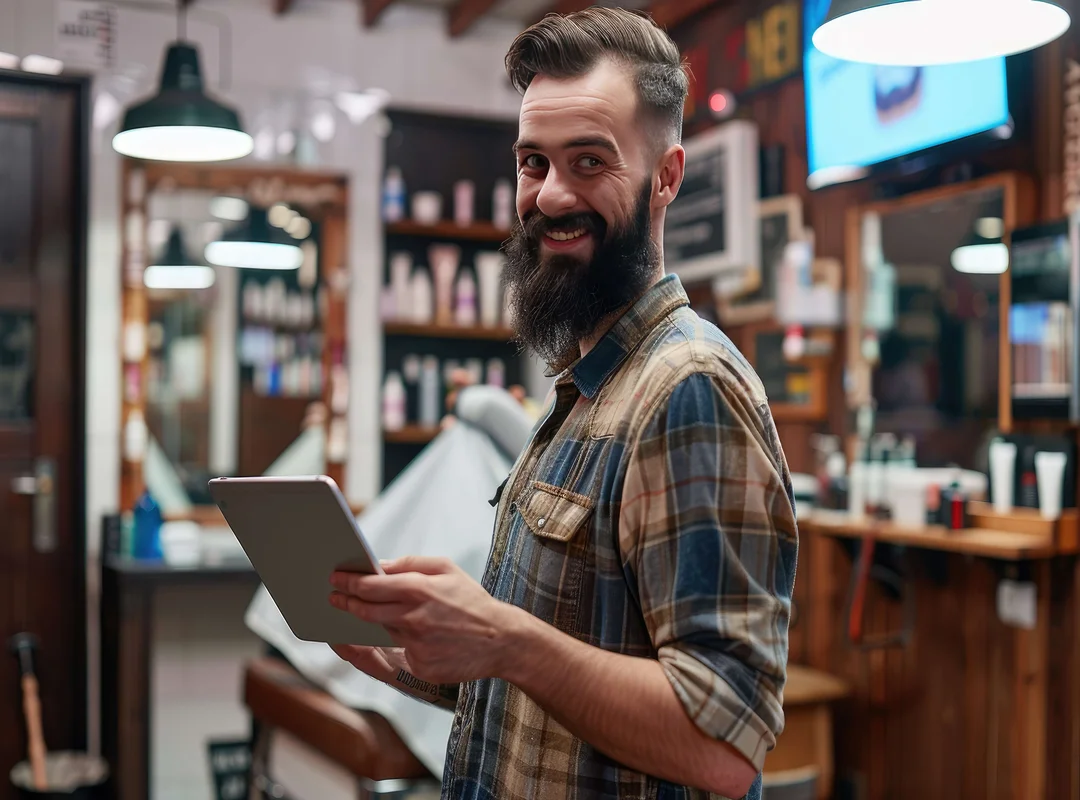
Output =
[{"x1": 442, "y1": 275, "x2": 798, "y2": 800}]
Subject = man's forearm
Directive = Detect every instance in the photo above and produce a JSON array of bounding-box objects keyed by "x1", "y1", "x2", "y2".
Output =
[
  {"x1": 392, "y1": 668, "x2": 460, "y2": 711},
  {"x1": 497, "y1": 608, "x2": 757, "y2": 798}
]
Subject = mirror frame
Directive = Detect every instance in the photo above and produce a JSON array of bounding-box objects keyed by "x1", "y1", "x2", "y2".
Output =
[
  {"x1": 844, "y1": 170, "x2": 1038, "y2": 434},
  {"x1": 118, "y1": 159, "x2": 352, "y2": 518}
]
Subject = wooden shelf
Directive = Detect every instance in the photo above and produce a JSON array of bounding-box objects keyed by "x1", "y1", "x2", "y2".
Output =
[
  {"x1": 803, "y1": 510, "x2": 1060, "y2": 560},
  {"x1": 386, "y1": 219, "x2": 510, "y2": 242},
  {"x1": 383, "y1": 321, "x2": 515, "y2": 341},
  {"x1": 384, "y1": 424, "x2": 441, "y2": 444}
]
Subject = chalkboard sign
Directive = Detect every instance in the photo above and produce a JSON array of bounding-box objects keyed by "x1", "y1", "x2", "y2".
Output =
[
  {"x1": 663, "y1": 122, "x2": 758, "y2": 284},
  {"x1": 207, "y1": 739, "x2": 251, "y2": 800}
]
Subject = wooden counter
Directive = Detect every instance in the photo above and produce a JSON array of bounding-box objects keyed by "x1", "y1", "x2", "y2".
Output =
[
  {"x1": 789, "y1": 512, "x2": 1080, "y2": 800},
  {"x1": 100, "y1": 556, "x2": 260, "y2": 800},
  {"x1": 803, "y1": 511, "x2": 1060, "y2": 560}
]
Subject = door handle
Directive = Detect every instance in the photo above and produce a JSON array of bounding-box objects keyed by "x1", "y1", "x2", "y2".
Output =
[{"x1": 10, "y1": 458, "x2": 57, "y2": 554}]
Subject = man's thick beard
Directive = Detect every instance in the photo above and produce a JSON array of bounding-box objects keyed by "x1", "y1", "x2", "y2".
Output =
[{"x1": 503, "y1": 183, "x2": 659, "y2": 371}]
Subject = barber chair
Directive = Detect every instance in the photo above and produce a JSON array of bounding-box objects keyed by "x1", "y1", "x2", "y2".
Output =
[{"x1": 244, "y1": 657, "x2": 441, "y2": 799}]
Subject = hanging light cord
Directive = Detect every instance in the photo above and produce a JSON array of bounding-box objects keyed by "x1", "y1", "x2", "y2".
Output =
[
  {"x1": 108, "y1": 0, "x2": 232, "y2": 90},
  {"x1": 177, "y1": 0, "x2": 187, "y2": 42}
]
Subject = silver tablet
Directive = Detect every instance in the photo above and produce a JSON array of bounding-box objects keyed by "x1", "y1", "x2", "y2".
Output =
[{"x1": 207, "y1": 475, "x2": 395, "y2": 647}]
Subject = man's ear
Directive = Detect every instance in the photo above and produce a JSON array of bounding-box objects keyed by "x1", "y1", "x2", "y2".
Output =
[{"x1": 654, "y1": 144, "x2": 685, "y2": 210}]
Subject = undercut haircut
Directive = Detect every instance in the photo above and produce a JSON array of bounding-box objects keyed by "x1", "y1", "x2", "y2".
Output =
[{"x1": 505, "y1": 7, "x2": 689, "y2": 146}]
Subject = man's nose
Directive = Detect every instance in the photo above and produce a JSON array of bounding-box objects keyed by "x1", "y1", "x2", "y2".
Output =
[{"x1": 535, "y1": 169, "x2": 577, "y2": 220}]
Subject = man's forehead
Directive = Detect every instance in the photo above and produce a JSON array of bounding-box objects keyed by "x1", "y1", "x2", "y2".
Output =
[{"x1": 517, "y1": 64, "x2": 637, "y2": 147}]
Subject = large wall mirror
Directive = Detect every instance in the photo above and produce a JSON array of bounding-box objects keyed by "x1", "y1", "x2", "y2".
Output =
[
  {"x1": 845, "y1": 172, "x2": 1036, "y2": 470},
  {"x1": 119, "y1": 162, "x2": 351, "y2": 518}
]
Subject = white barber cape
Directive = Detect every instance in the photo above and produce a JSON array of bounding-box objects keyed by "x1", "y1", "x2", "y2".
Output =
[{"x1": 244, "y1": 386, "x2": 536, "y2": 778}]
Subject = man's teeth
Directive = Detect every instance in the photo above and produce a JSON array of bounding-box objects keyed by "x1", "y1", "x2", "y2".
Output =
[{"x1": 547, "y1": 228, "x2": 587, "y2": 242}]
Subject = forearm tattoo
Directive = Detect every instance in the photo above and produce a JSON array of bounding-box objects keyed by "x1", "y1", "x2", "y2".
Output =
[{"x1": 396, "y1": 669, "x2": 459, "y2": 706}]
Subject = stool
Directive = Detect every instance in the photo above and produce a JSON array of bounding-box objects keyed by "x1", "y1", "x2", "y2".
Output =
[
  {"x1": 763, "y1": 665, "x2": 848, "y2": 800},
  {"x1": 243, "y1": 657, "x2": 440, "y2": 799}
]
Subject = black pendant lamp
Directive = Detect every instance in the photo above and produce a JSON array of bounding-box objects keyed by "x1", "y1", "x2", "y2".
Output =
[
  {"x1": 812, "y1": 0, "x2": 1070, "y2": 66},
  {"x1": 145, "y1": 227, "x2": 216, "y2": 289},
  {"x1": 205, "y1": 206, "x2": 303, "y2": 270},
  {"x1": 112, "y1": 3, "x2": 253, "y2": 162}
]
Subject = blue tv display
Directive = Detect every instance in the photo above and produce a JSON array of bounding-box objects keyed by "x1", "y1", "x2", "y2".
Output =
[{"x1": 803, "y1": 0, "x2": 1011, "y2": 182}]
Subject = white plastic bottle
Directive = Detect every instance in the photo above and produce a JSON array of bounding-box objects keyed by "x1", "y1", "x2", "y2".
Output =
[{"x1": 381, "y1": 371, "x2": 406, "y2": 431}]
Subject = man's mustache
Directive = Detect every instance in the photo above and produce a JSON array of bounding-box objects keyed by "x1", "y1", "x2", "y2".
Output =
[{"x1": 520, "y1": 211, "x2": 606, "y2": 243}]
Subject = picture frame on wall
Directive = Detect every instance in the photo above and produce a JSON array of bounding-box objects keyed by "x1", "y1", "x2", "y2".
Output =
[
  {"x1": 664, "y1": 120, "x2": 760, "y2": 287},
  {"x1": 719, "y1": 194, "x2": 804, "y2": 326}
]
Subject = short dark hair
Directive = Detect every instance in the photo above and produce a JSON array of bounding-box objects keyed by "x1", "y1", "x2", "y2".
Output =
[{"x1": 505, "y1": 7, "x2": 689, "y2": 145}]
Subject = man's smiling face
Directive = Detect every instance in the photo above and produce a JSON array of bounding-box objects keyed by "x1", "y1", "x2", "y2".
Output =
[{"x1": 512, "y1": 58, "x2": 652, "y2": 265}]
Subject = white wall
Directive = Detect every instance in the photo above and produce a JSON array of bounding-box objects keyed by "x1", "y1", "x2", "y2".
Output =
[{"x1": 4, "y1": 0, "x2": 525, "y2": 779}]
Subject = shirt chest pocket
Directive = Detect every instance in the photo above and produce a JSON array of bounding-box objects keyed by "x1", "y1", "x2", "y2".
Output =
[
  {"x1": 513, "y1": 482, "x2": 594, "y2": 633},
  {"x1": 520, "y1": 482, "x2": 593, "y2": 542}
]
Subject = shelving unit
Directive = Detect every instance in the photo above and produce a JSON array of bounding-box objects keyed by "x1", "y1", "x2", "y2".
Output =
[
  {"x1": 379, "y1": 109, "x2": 520, "y2": 488},
  {"x1": 383, "y1": 321, "x2": 515, "y2": 341},
  {"x1": 386, "y1": 219, "x2": 510, "y2": 243},
  {"x1": 384, "y1": 424, "x2": 442, "y2": 445}
]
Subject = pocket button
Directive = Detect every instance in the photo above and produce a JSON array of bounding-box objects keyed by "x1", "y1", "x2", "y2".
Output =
[
  {"x1": 537, "y1": 518, "x2": 546, "y2": 528},
  {"x1": 509, "y1": 502, "x2": 518, "y2": 515}
]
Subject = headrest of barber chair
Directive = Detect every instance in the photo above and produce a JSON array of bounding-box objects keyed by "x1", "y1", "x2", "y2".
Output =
[{"x1": 454, "y1": 385, "x2": 534, "y2": 462}]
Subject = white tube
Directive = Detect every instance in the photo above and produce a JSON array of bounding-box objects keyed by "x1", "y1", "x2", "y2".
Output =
[
  {"x1": 476, "y1": 252, "x2": 505, "y2": 328},
  {"x1": 1034, "y1": 451, "x2": 1068, "y2": 520},
  {"x1": 989, "y1": 440, "x2": 1017, "y2": 513}
]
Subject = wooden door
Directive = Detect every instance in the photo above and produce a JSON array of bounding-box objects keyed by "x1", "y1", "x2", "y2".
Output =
[{"x1": 0, "y1": 73, "x2": 88, "y2": 793}]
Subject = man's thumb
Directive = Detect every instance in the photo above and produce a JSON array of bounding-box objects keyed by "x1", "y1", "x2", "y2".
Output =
[{"x1": 380, "y1": 555, "x2": 452, "y2": 575}]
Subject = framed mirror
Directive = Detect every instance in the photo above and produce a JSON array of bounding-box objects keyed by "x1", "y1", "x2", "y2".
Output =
[
  {"x1": 118, "y1": 161, "x2": 352, "y2": 519},
  {"x1": 844, "y1": 171, "x2": 1037, "y2": 469}
]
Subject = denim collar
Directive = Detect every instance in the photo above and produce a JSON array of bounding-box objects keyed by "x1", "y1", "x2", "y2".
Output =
[{"x1": 551, "y1": 274, "x2": 689, "y2": 400}]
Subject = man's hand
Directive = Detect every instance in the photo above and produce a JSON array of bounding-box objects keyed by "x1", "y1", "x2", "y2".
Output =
[
  {"x1": 330, "y1": 643, "x2": 460, "y2": 710},
  {"x1": 329, "y1": 557, "x2": 520, "y2": 686}
]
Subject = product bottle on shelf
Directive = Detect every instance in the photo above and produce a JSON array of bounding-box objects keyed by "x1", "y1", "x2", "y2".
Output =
[
  {"x1": 132, "y1": 489, "x2": 163, "y2": 561},
  {"x1": 391, "y1": 252, "x2": 413, "y2": 321},
  {"x1": 410, "y1": 265, "x2": 434, "y2": 324},
  {"x1": 493, "y1": 178, "x2": 514, "y2": 229},
  {"x1": 454, "y1": 179, "x2": 475, "y2": 226},
  {"x1": 419, "y1": 356, "x2": 441, "y2": 427},
  {"x1": 476, "y1": 252, "x2": 505, "y2": 327},
  {"x1": 383, "y1": 166, "x2": 406, "y2": 223},
  {"x1": 455, "y1": 268, "x2": 478, "y2": 326},
  {"x1": 382, "y1": 371, "x2": 407, "y2": 431},
  {"x1": 402, "y1": 354, "x2": 422, "y2": 422}
]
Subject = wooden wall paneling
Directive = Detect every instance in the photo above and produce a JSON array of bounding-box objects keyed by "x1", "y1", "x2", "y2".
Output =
[
  {"x1": 119, "y1": 160, "x2": 149, "y2": 515},
  {"x1": 1045, "y1": 556, "x2": 1080, "y2": 800},
  {"x1": 1034, "y1": 39, "x2": 1066, "y2": 220},
  {"x1": 1011, "y1": 561, "x2": 1051, "y2": 800},
  {"x1": 321, "y1": 210, "x2": 348, "y2": 491},
  {"x1": 992, "y1": 565, "x2": 1012, "y2": 800},
  {"x1": 961, "y1": 561, "x2": 992, "y2": 800}
]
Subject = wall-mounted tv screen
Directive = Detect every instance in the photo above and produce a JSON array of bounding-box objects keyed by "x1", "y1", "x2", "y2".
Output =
[{"x1": 803, "y1": 0, "x2": 1011, "y2": 185}]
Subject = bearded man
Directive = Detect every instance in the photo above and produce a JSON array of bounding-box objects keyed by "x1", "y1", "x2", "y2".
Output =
[{"x1": 327, "y1": 8, "x2": 798, "y2": 799}]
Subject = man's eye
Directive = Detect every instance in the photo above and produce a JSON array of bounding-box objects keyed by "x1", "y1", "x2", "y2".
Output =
[
  {"x1": 577, "y1": 156, "x2": 603, "y2": 169},
  {"x1": 522, "y1": 154, "x2": 546, "y2": 169}
]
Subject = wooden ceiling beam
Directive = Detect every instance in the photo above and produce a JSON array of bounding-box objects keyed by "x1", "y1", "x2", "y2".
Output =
[
  {"x1": 274, "y1": 0, "x2": 295, "y2": 14},
  {"x1": 361, "y1": 0, "x2": 398, "y2": 26},
  {"x1": 449, "y1": 0, "x2": 502, "y2": 37},
  {"x1": 529, "y1": 0, "x2": 726, "y2": 31}
]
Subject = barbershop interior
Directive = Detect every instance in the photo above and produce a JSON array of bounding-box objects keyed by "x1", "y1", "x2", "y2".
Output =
[{"x1": 2, "y1": 0, "x2": 1080, "y2": 798}]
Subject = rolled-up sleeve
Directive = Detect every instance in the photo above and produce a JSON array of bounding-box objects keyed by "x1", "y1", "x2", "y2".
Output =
[{"x1": 617, "y1": 370, "x2": 798, "y2": 770}]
